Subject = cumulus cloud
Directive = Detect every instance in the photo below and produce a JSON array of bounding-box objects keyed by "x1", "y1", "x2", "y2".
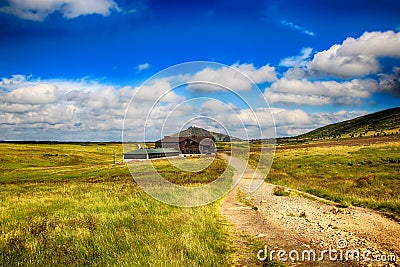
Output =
[
  {"x1": 0, "y1": 0, "x2": 120, "y2": 21},
  {"x1": 279, "y1": 48, "x2": 313, "y2": 68},
  {"x1": 264, "y1": 78, "x2": 378, "y2": 106},
  {"x1": 379, "y1": 66, "x2": 400, "y2": 96},
  {"x1": 201, "y1": 99, "x2": 233, "y2": 113},
  {"x1": 232, "y1": 63, "x2": 277, "y2": 84},
  {"x1": 193, "y1": 106, "x2": 275, "y2": 140},
  {"x1": 282, "y1": 67, "x2": 307, "y2": 80},
  {"x1": 308, "y1": 31, "x2": 400, "y2": 78},
  {"x1": 131, "y1": 79, "x2": 184, "y2": 104},
  {"x1": 271, "y1": 108, "x2": 311, "y2": 127},
  {"x1": 310, "y1": 110, "x2": 368, "y2": 128},
  {"x1": 0, "y1": 103, "x2": 40, "y2": 113},
  {"x1": 272, "y1": 109, "x2": 367, "y2": 137},
  {"x1": 0, "y1": 74, "x2": 29, "y2": 87},
  {"x1": 0, "y1": 75, "x2": 132, "y2": 140},
  {"x1": 0, "y1": 74, "x2": 376, "y2": 140},
  {"x1": 184, "y1": 63, "x2": 277, "y2": 92},
  {"x1": 197, "y1": 105, "x2": 367, "y2": 138},
  {"x1": 266, "y1": 93, "x2": 333, "y2": 106},
  {"x1": 5, "y1": 84, "x2": 59, "y2": 104}
]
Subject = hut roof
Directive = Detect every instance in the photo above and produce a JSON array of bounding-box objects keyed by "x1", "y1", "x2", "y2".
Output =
[{"x1": 156, "y1": 136, "x2": 215, "y2": 143}]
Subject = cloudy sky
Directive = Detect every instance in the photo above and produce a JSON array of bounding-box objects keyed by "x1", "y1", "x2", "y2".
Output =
[{"x1": 0, "y1": 0, "x2": 400, "y2": 141}]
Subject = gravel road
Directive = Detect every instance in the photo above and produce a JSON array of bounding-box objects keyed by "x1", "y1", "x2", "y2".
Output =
[{"x1": 220, "y1": 153, "x2": 399, "y2": 267}]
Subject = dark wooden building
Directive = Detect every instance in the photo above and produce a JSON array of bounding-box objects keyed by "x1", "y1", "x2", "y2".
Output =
[{"x1": 155, "y1": 136, "x2": 215, "y2": 154}]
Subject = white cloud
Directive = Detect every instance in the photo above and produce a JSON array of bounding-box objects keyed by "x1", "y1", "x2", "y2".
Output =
[
  {"x1": 0, "y1": 0, "x2": 120, "y2": 21},
  {"x1": 231, "y1": 107, "x2": 310, "y2": 130},
  {"x1": 379, "y1": 66, "x2": 400, "y2": 96},
  {"x1": 266, "y1": 92, "x2": 333, "y2": 106},
  {"x1": 271, "y1": 108, "x2": 311, "y2": 127},
  {"x1": 0, "y1": 74, "x2": 376, "y2": 140},
  {"x1": 4, "y1": 84, "x2": 59, "y2": 104},
  {"x1": 131, "y1": 79, "x2": 184, "y2": 103},
  {"x1": 309, "y1": 110, "x2": 368, "y2": 128},
  {"x1": 0, "y1": 75, "x2": 133, "y2": 140},
  {"x1": 279, "y1": 48, "x2": 313, "y2": 67},
  {"x1": 196, "y1": 106, "x2": 276, "y2": 140},
  {"x1": 308, "y1": 31, "x2": 400, "y2": 78},
  {"x1": 264, "y1": 78, "x2": 378, "y2": 106},
  {"x1": 184, "y1": 63, "x2": 277, "y2": 92},
  {"x1": 282, "y1": 67, "x2": 307, "y2": 80},
  {"x1": 199, "y1": 106, "x2": 367, "y2": 138},
  {"x1": 0, "y1": 103, "x2": 40, "y2": 113},
  {"x1": 281, "y1": 20, "x2": 315, "y2": 37},
  {"x1": 185, "y1": 66, "x2": 249, "y2": 92},
  {"x1": 201, "y1": 99, "x2": 232, "y2": 113},
  {"x1": 232, "y1": 63, "x2": 277, "y2": 84},
  {"x1": 137, "y1": 63, "x2": 151, "y2": 72},
  {"x1": 271, "y1": 108, "x2": 367, "y2": 137},
  {"x1": 0, "y1": 74, "x2": 29, "y2": 86}
]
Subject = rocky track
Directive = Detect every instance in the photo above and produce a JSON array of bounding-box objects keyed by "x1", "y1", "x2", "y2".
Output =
[{"x1": 220, "y1": 154, "x2": 399, "y2": 267}]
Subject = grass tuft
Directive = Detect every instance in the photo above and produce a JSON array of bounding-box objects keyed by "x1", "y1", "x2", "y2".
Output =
[{"x1": 272, "y1": 186, "x2": 290, "y2": 197}]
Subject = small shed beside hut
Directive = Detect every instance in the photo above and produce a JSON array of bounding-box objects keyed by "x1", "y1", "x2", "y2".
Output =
[{"x1": 123, "y1": 148, "x2": 180, "y2": 161}]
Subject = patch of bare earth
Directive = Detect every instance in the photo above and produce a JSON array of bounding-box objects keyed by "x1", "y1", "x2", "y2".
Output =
[{"x1": 220, "y1": 154, "x2": 399, "y2": 267}]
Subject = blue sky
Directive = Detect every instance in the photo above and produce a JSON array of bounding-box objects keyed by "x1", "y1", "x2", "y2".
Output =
[{"x1": 0, "y1": 0, "x2": 399, "y2": 141}]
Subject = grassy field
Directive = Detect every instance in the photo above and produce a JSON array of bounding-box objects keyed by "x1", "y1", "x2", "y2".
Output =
[
  {"x1": 142, "y1": 156, "x2": 228, "y2": 185},
  {"x1": 249, "y1": 137, "x2": 400, "y2": 217},
  {"x1": 5, "y1": 137, "x2": 397, "y2": 266},
  {"x1": 0, "y1": 143, "x2": 235, "y2": 266}
]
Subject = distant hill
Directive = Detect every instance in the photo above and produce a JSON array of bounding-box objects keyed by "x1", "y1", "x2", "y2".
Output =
[
  {"x1": 171, "y1": 126, "x2": 242, "y2": 142},
  {"x1": 297, "y1": 107, "x2": 400, "y2": 140}
]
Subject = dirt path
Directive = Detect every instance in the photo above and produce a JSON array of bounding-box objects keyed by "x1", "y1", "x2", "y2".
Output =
[{"x1": 220, "y1": 154, "x2": 400, "y2": 267}]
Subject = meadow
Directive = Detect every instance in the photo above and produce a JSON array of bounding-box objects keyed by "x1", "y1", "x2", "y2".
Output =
[
  {"x1": 3, "y1": 137, "x2": 398, "y2": 266},
  {"x1": 249, "y1": 137, "x2": 400, "y2": 217},
  {"x1": 0, "y1": 143, "x2": 235, "y2": 266}
]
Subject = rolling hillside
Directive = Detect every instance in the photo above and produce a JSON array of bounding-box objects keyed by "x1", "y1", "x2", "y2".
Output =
[
  {"x1": 297, "y1": 107, "x2": 400, "y2": 140},
  {"x1": 171, "y1": 126, "x2": 242, "y2": 142}
]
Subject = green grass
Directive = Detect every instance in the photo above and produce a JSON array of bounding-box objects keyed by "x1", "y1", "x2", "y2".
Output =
[
  {"x1": 216, "y1": 142, "x2": 231, "y2": 152},
  {"x1": 249, "y1": 141, "x2": 400, "y2": 217},
  {"x1": 0, "y1": 143, "x2": 127, "y2": 184},
  {"x1": 0, "y1": 143, "x2": 235, "y2": 266},
  {"x1": 229, "y1": 231, "x2": 286, "y2": 267},
  {"x1": 272, "y1": 186, "x2": 290, "y2": 197},
  {"x1": 237, "y1": 190, "x2": 258, "y2": 211},
  {"x1": 150, "y1": 156, "x2": 228, "y2": 185}
]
